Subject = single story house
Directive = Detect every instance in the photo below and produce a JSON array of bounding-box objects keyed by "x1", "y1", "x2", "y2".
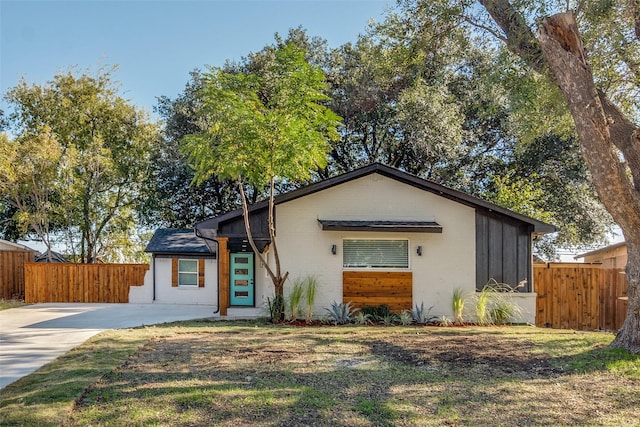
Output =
[
  {"x1": 575, "y1": 241, "x2": 627, "y2": 269},
  {"x1": 0, "y1": 239, "x2": 35, "y2": 252},
  {"x1": 134, "y1": 163, "x2": 556, "y2": 322}
]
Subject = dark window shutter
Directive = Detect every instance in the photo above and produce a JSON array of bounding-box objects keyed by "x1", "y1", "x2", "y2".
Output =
[
  {"x1": 198, "y1": 259, "x2": 205, "y2": 287},
  {"x1": 172, "y1": 258, "x2": 178, "y2": 287}
]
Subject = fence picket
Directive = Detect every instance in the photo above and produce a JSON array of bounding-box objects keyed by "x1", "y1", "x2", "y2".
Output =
[
  {"x1": 24, "y1": 263, "x2": 149, "y2": 303},
  {"x1": 535, "y1": 263, "x2": 627, "y2": 331}
]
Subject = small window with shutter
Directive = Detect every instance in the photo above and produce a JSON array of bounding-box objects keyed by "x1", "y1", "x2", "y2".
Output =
[{"x1": 172, "y1": 259, "x2": 205, "y2": 287}]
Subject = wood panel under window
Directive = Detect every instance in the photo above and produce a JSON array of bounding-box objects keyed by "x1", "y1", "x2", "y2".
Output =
[{"x1": 343, "y1": 271, "x2": 412, "y2": 312}]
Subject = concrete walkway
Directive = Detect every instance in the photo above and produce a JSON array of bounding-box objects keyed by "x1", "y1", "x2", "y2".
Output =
[{"x1": 0, "y1": 303, "x2": 216, "y2": 389}]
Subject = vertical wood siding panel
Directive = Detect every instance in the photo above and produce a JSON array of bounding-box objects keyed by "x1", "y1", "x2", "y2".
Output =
[
  {"x1": 488, "y1": 217, "x2": 504, "y2": 284},
  {"x1": 172, "y1": 258, "x2": 179, "y2": 287},
  {"x1": 517, "y1": 228, "x2": 531, "y2": 292},
  {"x1": 218, "y1": 238, "x2": 230, "y2": 316},
  {"x1": 475, "y1": 213, "x2": 489, "y2": 290},
  {"x1": 198, "y1": 259, "x2": 205, "y2": 287},
  {"x1": 502, "y1": 223, "x2": 517, "y2": 287}
]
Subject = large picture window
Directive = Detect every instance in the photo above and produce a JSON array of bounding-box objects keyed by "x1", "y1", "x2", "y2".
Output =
[
  {"x1": 343, "y1": 239, "x2": 409, "y2": 269},
  {"x1": 178, "y1": 259, "x2": 198, "y2": 286}
]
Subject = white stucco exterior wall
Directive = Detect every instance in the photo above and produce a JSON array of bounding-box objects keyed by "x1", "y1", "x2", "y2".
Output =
[
  {"x1": 273, "y1": 173, "x2": 477, "y2": 319},
  {"x1": 129, "y1": 257, "x2": 218, "y2": 306},
  {"x1": 128, "y1": 268, "x2": 154, "y2": 303}
]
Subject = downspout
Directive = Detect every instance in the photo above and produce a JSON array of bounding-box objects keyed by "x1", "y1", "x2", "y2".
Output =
[
  {"x1": 152, "y1": 254, "x2": 156, "y2": 302},
  {"x1": 195, "y1": 229, "x2": 220, "y2": 314}
]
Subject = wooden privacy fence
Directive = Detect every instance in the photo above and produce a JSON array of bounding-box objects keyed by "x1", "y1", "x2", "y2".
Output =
[
  {"x1": 0, "y1": 250, "x2": 35, "y2": 300},
  {"x1": 25, "y1": 263, "x2": 149, "y2": 303},
  {"x1": 535, "y1": 263, "x2": 628, "y2": 331}
]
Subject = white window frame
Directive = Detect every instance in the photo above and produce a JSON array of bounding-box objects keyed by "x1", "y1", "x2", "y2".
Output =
[
  {"x1": 342, "y1": 238, "x2": 410, "y2": 269},
  {"x1": 178, "y1": 259, "x2": 199, "y2": 286}
]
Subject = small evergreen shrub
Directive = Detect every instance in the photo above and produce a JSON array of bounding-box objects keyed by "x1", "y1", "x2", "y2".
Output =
[
  {"x1": 412, "y1": 302, "x2": 437, "y2": 325},
  {"x1": 325, "y1": 301, "x2": 356, "y2": 325}
]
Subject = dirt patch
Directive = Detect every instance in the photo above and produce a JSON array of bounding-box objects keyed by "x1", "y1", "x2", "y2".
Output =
[{"x1": 366, "y1": 334, "x2": 564, "y2": 378}]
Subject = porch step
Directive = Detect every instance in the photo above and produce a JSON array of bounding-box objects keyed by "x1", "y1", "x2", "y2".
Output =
[{"x1": 225, "y1": 307, "x2": 264, "y2": 319}]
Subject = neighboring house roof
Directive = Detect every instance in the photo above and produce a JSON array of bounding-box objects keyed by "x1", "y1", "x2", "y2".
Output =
[
  {"x1": 574, "y1": 241, "x2": 627, "y2": 260},
  {"x1": 145, "y1": 228, "x2": 214, "y2": 255},
  {"x1": 197, "y1": 163, "x2": 557, "y2": 234},
  {"x1": 34, "y1": 251, "x2": 69, "y2": 263},
  {"x1": 0, "y1": 239, "x2": 36, "y2": 251}
]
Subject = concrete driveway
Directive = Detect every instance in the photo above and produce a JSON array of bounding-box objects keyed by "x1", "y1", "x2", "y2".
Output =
[{"x1": 0, "y1": 303, "x2": 216, "y2": 389}]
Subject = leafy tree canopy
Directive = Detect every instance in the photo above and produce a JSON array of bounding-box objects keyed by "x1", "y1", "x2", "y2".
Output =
[{"x1": 2, "y1": 67, "x2": 158, "y2": 262}]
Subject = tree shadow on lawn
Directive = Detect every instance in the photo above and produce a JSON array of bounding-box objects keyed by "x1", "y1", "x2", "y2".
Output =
[{"x1": 66, "y1": 329, "x2": 640, "y2": 426}]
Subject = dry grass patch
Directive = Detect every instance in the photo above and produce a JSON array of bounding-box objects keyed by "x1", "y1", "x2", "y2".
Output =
[{"x1": 2, "y1": 321, "x2": 639, "y2": 426}]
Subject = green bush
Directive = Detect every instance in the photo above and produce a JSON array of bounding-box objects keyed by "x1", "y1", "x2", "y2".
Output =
[
  {"x1": 304, "y1": 275, "x2": 318, "y2": 322},
  {"x1": 452, "y1": 288, "x2": 466, "y2": 325},
  {"x1": 475, "y1": 280, "x2": 523, "y2": 325},
  {"x1": 360, "y1": 304, "x2": 392, "y2": 322},
  {"x1": 286, "y1": 279, "x2": 305, "y2": 321}
]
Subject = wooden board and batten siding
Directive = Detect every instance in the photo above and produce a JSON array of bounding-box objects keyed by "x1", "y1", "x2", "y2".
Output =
[
  {"x1": 343, "y1": 271, "x2": 412, "y2": 312},
  {"x1": 535, "y1": 263, "x2": 628, "y2": 331},
  {"x1": 1, "y1": 250, "x2": 35, "y2": 300},
  {"x1": 476, "y1": 210, "x2": 532, "y2": 292},
  {"x1": 24, "y1": 263, "x2": 149, "y2": 303}
]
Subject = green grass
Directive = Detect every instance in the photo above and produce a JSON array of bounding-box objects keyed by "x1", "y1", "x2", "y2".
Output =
[
  {"x1": 0, "y1": 299, "x2": 29, "y2": 310},
  {"x1": 1, "y1": 321, "x2": 638, "y2": 426}
]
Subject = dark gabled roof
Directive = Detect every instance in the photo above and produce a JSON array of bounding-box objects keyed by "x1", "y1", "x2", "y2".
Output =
[
  {"x1": 317, "y1": 219, "x2": 443, "y2": 233},
  {"x1": 145, "y1": 229, "x2": 214, "y2": 255},
  {"x1": 34, "y1": 251, "x2": 68, "y2": 263},
  {"x1": 197, "y1": 163, "x2": 557, "y2": 234}
]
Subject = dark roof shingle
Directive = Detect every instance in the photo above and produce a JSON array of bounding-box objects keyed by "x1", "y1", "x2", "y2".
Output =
[{"x1": 145, "y1": 229, "x2": 214, "y2": 255}]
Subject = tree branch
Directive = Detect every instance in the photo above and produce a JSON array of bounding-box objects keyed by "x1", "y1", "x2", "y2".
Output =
[
  {"x1": 478, "y1": 0, "x2": 548, "y2": 74},
  {"x1": 460, "y1": 14, "x2": 508, "y2": 43}
]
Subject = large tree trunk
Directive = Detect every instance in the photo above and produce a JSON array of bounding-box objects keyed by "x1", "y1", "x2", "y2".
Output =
[
  {"x1": 479, "y1": 1, "x2": 640, "y2": 352},
  {"x1": 537, "y1": 13, "x2": 640, "y2": 352}
]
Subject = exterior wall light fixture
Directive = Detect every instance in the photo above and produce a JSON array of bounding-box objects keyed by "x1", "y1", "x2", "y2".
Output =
[
  {"x1": 417, "y1": 246, "x2": 422, "y2": 256},
  {"x1": 331, "y1": 244, "x2": 337, "y2": 255}
]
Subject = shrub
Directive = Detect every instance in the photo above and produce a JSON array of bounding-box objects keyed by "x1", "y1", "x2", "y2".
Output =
[
  {"x1": 490, "y1": 297, "x2": 522, "y2": 324},
  {"x1": 286, "y1": 279, "x2": 305, "y2": 321},
  {"x1": 354, "y1": 311, "x2": 372, "y2": 325},
  {"x1": 398, "y1": 310, "x2": 413, "y2": 326},
  {"x1": 412, "y1": 302, "x2": 437, "y2": 325},
  {"x1": 438, "y1": 315, "x2": 453, "y2": 327},
  {"x1": 325, "y1": 301, "x2": 356, "y2": 325},
  {"x1": 381, "y1": 313, "x2": 398, "y2": 325},
  {"x1": 475, "y1": 279, "x2": 523, "y2": 325},
  {"x1": 361, "y1": 304, "x2": 392, "y2": 322},
  {"x1": 475, "y1": 286, "x2": 493, "y2": 326},
  {"x1": 452, "y1": 288, "x2": 466, "y2": 325},
  {"x1": 304, "y1": 275, "x2": 318, "y2": 322}
]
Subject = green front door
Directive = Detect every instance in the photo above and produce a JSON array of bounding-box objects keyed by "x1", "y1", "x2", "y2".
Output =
[{"x1": 230, "y1": 253, "x2": 254, "y2": 306}]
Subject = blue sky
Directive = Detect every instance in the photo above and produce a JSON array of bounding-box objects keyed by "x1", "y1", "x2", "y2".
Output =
[{"x1": 1, "y1": 0, "x2": 391, "y2": 116}]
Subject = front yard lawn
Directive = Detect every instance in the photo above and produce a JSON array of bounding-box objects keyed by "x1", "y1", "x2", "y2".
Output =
[
  {"x1": 0, "y1": 299, "x2": 29, "y2": 311},
  {"x1": 1, "y1": 321, "x2": 638, "y2": 426}
]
